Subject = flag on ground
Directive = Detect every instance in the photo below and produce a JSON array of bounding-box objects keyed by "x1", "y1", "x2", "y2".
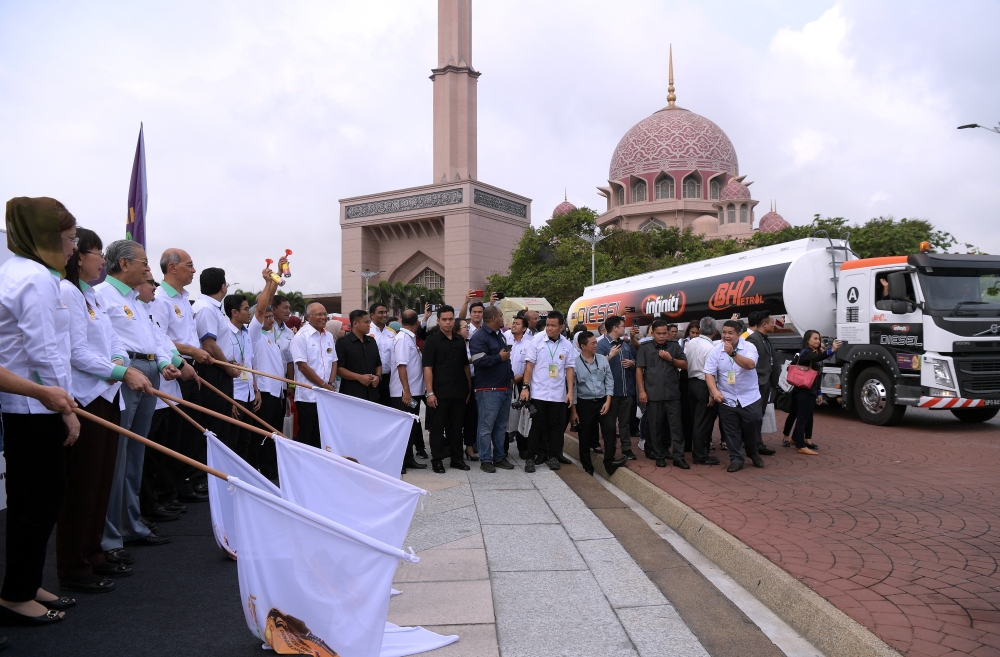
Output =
[
  {"x1": 230, "y1": 477, "x2": 419, "y2": 657},
  {"x1": 314, "y1": 389, "x2": 414, "y2": 478},
  {"x1": 274, "y1": 436, "x2": 425, "y2": 549},
  {"x1": 206, "y1": 432, "x2": 279, "y2": 558},
  {"x1": 126, "y1": 123, "x2": 148, "y2": 248}
]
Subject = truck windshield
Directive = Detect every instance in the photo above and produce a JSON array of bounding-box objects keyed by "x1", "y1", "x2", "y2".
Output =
[{"x1": 918, "y1": 268, "x2": 1000, "y2": 315}]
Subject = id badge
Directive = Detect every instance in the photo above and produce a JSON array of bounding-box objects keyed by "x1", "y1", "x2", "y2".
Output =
[
  {"x1": 549, "y1": 364, "x2": 558, "y2": 378},
  {"x1": 240, "y1": 371, "x2": 250, "y2": 381},
  {"x1": 726, "y1": 371, "x2": 736, "y2": 385}
]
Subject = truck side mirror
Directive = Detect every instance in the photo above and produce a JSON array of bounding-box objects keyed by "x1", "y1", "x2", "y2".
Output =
[
  {"x1": 891, "y1": 300, "x2": 909, "y2": 315},
  {"x1": 887, "y1": 272, "x2": 907, "y2": 301}
]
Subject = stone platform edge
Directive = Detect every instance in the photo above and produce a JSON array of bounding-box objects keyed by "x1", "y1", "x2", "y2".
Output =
[{"x1": 563, "y1": 434, "x2": 899, "y2": 657}]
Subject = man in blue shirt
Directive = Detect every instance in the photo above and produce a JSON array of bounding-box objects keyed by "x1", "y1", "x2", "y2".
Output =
[
  {"x1": 597, "y1": 316, "x2": 639, "y2": 459},
  {"x1": 704, "y1": 320, "x2": 764, "y2": 473},
  {"x1": 469, "y1": 306, "x2": 515, "y2": 472}
]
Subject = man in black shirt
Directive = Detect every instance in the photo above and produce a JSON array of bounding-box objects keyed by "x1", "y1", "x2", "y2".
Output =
[
  {"x1": 335, "y1": 309, "x2": 382, "y2": 403},
  {"x1": 422, "y1": 305, "x2": 472, "y2": 473},
  {"x1": 636, "y1": 319, "x2": 689, "y2": 469}
]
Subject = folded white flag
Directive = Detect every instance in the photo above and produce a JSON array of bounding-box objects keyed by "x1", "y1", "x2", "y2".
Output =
[
  {"x1": 314, "y1": 389, "x2": 414, "y2": 478},
  {"x1": 381, "y1": 623, "x2": 457, "y2": 657},
  {"x1": 275, "y1": 436, "x2": 426, "y2": 549},
  {"x1": 231, "y1": 477, "x2": 418, "y2": 657},
  {"x1": 206, "y1": 431, "x2": 279, "y2": 558}
]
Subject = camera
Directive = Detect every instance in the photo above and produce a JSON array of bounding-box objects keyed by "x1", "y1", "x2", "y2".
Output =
[
  {"x1": 495, "y1": 292, "x2": 506, "y2": 300},
  {"x1": 511, "y1": 398, "x2": 538, "y2": 418}
]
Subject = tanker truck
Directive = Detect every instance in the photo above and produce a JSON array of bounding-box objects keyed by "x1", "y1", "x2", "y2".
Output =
[{"x1": 568, "y1": 236, "x2": 1000, "y2": 426}]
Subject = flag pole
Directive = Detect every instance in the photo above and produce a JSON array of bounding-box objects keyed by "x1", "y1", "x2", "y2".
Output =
[
  {"x1": 197, "y1": 376, "x2": 284, "y2": 436},
  {"x1": 210, "y1": 358, "x2": 315, "y2": 390},
  {"x1": 73, "y1": 407, "x2": 228, "y2": 480},
  {"x1": 150, "y1": 390, "x2": 275, "y2": 440},
  {"x1": 160, "y1": 394, "x2": 207, "y2": 434}
]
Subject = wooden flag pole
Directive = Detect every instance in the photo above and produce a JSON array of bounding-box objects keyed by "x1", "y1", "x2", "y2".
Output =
[
  {"x1": 73, "y1": 407, "x2": 228, "y2": 481},
  {"x1": 210, "y1": 358, "x2": 314, "y2": 390},
  {"x1": 151, "y1": 390, "x2": 274, "y2": 440},
  {"x1": 160, "y1": 395, "x2": 207, "y2": 434},
  {"x1": 197, "y1": 377, "x2": 284, "y2": 437}
]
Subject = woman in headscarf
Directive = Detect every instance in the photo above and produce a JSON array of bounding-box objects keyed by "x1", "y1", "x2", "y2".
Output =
[
  {"x1": 0, "y1": 197, "x2": 80, "y2": 624},
  {"x1": 56, "y1": 228, "x2": 153, "y2": 595}
]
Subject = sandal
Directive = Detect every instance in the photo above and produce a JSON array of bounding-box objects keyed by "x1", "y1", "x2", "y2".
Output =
[
  {"x1": 805, "y1": 442, "x2": 819, "y2": 450},
  {"x1": 36, "y1": 596, "x2": 75, "y2": 611},
  {"x1": 782, "y1": 440, "x2": 791, "y2": 448},
  {"x1": 0, "y1": 605, "x2": 64, "y2": 625}
]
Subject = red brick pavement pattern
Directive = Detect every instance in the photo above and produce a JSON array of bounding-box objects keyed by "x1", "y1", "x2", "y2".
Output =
[{"x1": 623, "y1": 406, "x2": 1000, "y2": 657}]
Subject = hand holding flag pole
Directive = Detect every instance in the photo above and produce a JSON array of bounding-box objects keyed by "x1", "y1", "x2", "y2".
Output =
[{"x1": 150, "y1": 390, "x2": 275, "y2": 440}]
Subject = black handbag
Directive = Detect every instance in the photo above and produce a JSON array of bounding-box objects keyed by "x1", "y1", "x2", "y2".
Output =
[{"x1": 774, "y1": 390, "x2": 793, "y2": 413}]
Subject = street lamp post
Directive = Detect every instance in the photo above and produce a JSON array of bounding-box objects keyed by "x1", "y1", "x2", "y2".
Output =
[
  {"x1": 578, "y1": 227, "x2": 609, "y2": 286},
  {"x1": 958, "y1": 123, "x2": 1000, "y2": 135},
  {"x1": 348, "y1": 269, "x2": 385, "y2": 306}
]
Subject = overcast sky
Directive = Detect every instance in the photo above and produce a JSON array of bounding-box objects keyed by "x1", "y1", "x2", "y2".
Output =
[{"x1": 2, "y1": 1, "x2": 997, "y2": 297}]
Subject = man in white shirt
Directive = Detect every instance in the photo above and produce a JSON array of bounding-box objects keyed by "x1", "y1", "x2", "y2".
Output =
[
  {"x1": 96, "y1": 240, "x2": 181, "y2": 551},
  {"x1": 249, "y1": 262, "x2": 287, "y2": 480},
  {"x1": 367, "y1": 302, "x2": 395, "y2": 407},
  {"x1": 290, "y1": 303, "x2": 338, "y2": 449},
  {"x1": 683, "y1": 317, "x2": 721, "y2": 466},
  {"x1": 519, "y1": 311, "x2": 575, "y2": 473},
  {"x1": 224, "y1": 293, "x2": 259, "y2": 460},
  {"x1": 191, "y1": 267, "x2": 239, "y2": 446},
  {"x1": 390, "y1": 309, "x2": 428, "y2": 473},
  {"x1": 704, "y1": 319, "x2": 763, "y2": 473}
]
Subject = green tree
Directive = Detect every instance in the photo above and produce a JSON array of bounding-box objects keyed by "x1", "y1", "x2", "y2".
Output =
[
  {"x1": 368, "y1": 280, "x2": 444, "y2": 315},
  {"x1": 233, "y1": 289, "x2": 259, "y2": 308}
]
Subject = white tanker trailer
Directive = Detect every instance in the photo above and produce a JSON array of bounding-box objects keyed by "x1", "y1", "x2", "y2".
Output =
[{"x1": 568, "y1": 236, "x2": 1000, "y2": 426}]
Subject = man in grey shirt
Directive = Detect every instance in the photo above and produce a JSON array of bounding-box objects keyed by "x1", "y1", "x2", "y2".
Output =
[
  {"x1": 570, "y1": 331, "x2": 629, "y2": 476},
  {"x1": 636, "y1": 319, "x2": 689, "y2": 469}
]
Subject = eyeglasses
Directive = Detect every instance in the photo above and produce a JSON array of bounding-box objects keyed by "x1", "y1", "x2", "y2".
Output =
[
  {"x1": 128, "y1": 258, "x2": 149, "y2": 266},
  {"x1": 82, "y1": 251, "x2": 104, "y2": 258},
  {"x1": 62, "y1": 236, "x2": 79, "y2": 245}
]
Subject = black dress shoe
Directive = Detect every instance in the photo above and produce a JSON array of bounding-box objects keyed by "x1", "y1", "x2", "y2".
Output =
[
  {"x1": 401, "y1": 467, "x2": 407, "y2": 475},
  {"x1": 178, "y1": 491, "x2": 209, "y2": 503},
  {"x1": 655, "y1": 458, "x2": 667, "y2": 467},
  {"x1": 0, "y1": 605, "x2": 64, "y2": 625},
  {"x1": 164, "y1": 502, "x2": 188, "y2": 514},
  {"x1": 693, "y1": 456, "x2": 721, "y2": 465},
  {"x1": 622, "y1": 450, "x2": 637, "y2": 460},
  {"x1": 751, "y1": 455, "x2": 765, "y2": 468},
  {"x1": 193, "y1": 482, "x2": 209, "y2": 494},
  {"x1": 0, "y1": 635, "x2": 8, "y2": 652},
  {"x1": 148, "y1": 506, "x2": 182, "y2": 521},
  {"x1": 583, "y1": 466, "x2": 594, "y2": 475},
  {"x1": 450, "y1": 461, "x2": 471, "y2": 471},
  {"x1": 103, "y1": 548, "x2": 135, "y2": 565},
  {"x1": 126, "y1": 531, "x2": 171, "y2": 546},
  {"x1": 518, "y1": 450, "x2": 528, "y2": 460},
  {"x1": 59, "y1": 574, "x2": 116, "y2": 594},
  {"x1": 138, "y1": 517, "x2": 158, "y2": 533},
  {"x1": 546, "y1": 457, "x2": 561, "y2": 471},
  {"x1": 805, "y1": 442, "x2": 819, "y2": 450},
  {"x1": 36, "y1": 596, "x2": 75, "y2": 611},
  {"x1": 94, "y1": 562, "x2": 133, "y2": 578},
  {"x1": 403, "y1": 461, "x2": 428, "y2": 470},
  {"x1": 524, "y1": 459, "x2": 535, "y2": 473},
  {"x1": 556, "y1": 455, "x2": 572, "y2": 465},
  {"x1": 415, "y1": 450, "x2": 429, "y2": 459},
  {"x1": 727, "y1": 461, "x2": 744, "y2": 473},
  {"x1": 758, "y1": 447, "x2": 776, "y2": 456},
  {"x1": 534, "y1": 455, "x2": 547, "y2": 465},
  {"x1": 480, "y1": 462, "x2": 496, "y2": 473},
  {"x1": 610, "y1": 456, "x2": 629, "y2": 468},
  {"x1": 645, "y1": 451, "x2": 655, "y2": 461},
  {"x1": 591, "y1": 446, "x2": 604, "y2": 454},
  {"x1": 672, "y1": 458, "x2": 691, "y2": 470},
  {"x1": 494, "y1": 458, "x2": 515, "y2": 470},
  {"x1": 431, "y1": 460, "x2": 446, "y2": 474}
]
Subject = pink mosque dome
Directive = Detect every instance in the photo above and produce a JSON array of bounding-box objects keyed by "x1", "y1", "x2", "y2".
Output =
[
  {"x1": 608, "y1": 107, "x2": 739, "y2": 182},
  {"x1": 719, "y1": 177, "x2": 752, "y2": 201},
  {"x1": 552, "y1": 191, "x2": 577, "y2": 217},
  {"x1": 758, "y1": 202, "x2": 791, "y2": 233}
]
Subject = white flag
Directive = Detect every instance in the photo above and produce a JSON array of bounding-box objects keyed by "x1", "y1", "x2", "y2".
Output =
[
  {"x1": 314, "y1": 389, "x2": 414, "y2": 478},
  {"x1": 206, "y1": 431, "x2": 279, "y2": 558},
  {"x1": 230, "y1": 477, "x2": 418, "y2": 657},
  {"x1": 274, "y1": 436, "x2": 426, "y2": 549}
]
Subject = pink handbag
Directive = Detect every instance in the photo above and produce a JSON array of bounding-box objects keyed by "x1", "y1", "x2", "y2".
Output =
[{"x1": 786, "y1": 362, "x2": 817, "y2": 389}]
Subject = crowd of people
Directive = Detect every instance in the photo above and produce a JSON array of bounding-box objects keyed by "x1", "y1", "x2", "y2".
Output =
[{"x1": 0, "y1": 196, "x2": 839, "y2": 646}]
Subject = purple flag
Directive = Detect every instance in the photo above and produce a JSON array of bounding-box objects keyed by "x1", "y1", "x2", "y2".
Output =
[{"x1": 126, "y1": 123, "x2": 147, "y2": 248}]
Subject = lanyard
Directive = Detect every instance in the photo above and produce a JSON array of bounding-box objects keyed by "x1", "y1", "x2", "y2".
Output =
[
  {"x1": 545, "y1": 338, "x2": 560, "y2": 364},
  {"x1": 273, "y1": 324, "x2": 285, "y2": 343},
  {"x1": 580, "y1": 354, "x2": 598, "y2": 376},
  {"x1": 232, "y1": 329, "x2": 247, "y2": 364}
]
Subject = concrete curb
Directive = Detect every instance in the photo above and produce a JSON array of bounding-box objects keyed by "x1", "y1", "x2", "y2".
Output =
[{"x1": 563, "y1": 434, "x2": 900, "y2": 657}]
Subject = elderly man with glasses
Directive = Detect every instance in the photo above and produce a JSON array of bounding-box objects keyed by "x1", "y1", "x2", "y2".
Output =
[{"x1": 290, "y1": 302, "x2": 339, "y2": 449}]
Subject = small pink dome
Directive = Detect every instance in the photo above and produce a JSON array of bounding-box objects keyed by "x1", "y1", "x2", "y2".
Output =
[
  {"x1": 552, "y1": 200, "x2": 577, "y2": 217},
  {"x1": 719, "y1": 179, "x2": 751, "y2": 201},
  {"x1": 758, "y1": 211, "x2": 790, "y2": 233}
]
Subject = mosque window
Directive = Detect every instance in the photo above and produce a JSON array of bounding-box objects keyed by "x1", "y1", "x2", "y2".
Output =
[
  {"x1": 740, "y1": 205, "x2": 748, "y2": 223},
  {"x1": 638, "y1": 217, "x2": 666, "y2": 232},
  {"x1": 727, "y1": 204, "x2": 736, "y2": 223},
  {"x1": 655, "y1": 177, "x2": 674, "y2": 200},
  {"x1": 710, "y1": 179, "x2": 721, "y2": 200},
  {"x1": 410, "y1": 267, "x2": 444, "y2": 290},
  {"x1": 615, "y1": 187, "x2": 625, "y2": 207},
  {"x1": 631, "y1": 180, "x2": 647, "y2": 203},
  {"x1": 682, "y1": 175, "x2": 701, "y2": 199},
  {"x1": 719, "y1": 211, "x2": 724, "y2": 226}
]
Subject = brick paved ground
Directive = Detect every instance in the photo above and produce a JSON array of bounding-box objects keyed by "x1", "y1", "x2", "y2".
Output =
[{"x1": 621, "y1": 405, "x2": 1000, "y2": 657}]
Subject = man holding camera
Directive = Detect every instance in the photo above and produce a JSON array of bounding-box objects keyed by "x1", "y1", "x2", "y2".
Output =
[
  {"x1": 519, "y1": 311, "x2": 575, "y2": 472},
  {"x1": 469, "y1": 306, "x2": 515, "y2": 473},
  {"x1": 597, "y1": 316, "x2": 639, "y2": 459},
  {"x1": 635, "y1": 319, "x2": 689, "y2": 469},
  {"x1": 704, "y1": 320, "x2": 764, "y2": 473}
]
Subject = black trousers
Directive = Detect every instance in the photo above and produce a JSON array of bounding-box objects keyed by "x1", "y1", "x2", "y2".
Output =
[
  {"x1": 195, "y1": 362, "x2": 235, "y2": 448},
  {"x1": 1, "y1": 413, "x2": 67, "y2": 601},
  {"x1": 718, "y1": 402, "x2": 762, "y2": 464},
  {"x1": 232, "y1": 398, "x2": 257, "y2": 464},
  {"x1": 256, "y1": 392, "x2": 284, "y2": 479},
  {"x1": 679, "y1": 372, "x2": 693, "y2": 452},
  {"x1": 141, "y1": 407, "x2": 177, "y2": 515},
  {"x1": 392, "y1": 396, "x2": 425, "y2": 465},
  {"x1": 645, "y1": 399, "x2": 685, "y2": 460},
  {"x1": 377, "y1": 374, "x2": 391, "y2": 407},
  {"x1": 756, "y1": 383, "x2": 772, "y2": 449},
  {"x1": 608, "y1": 395, "x2": 633, "y2": 453},
  {"x1": 527, "y1": 399, "x2": 567, "y2": 462},
  {"x1": 295, "y1": 401, "x2": 321, "y2": 449},
  {"x1": 463, "y1": 382, "x2": 478, "y2": 448},
  {"x1": 576, "y1": 398, "x2": 617, "y2": 472},
  {"x1": 688, "y1": 378, "x2": 714, "y2": 461},
  {"x1": 783, "y1": 398, "x2": 813, "y2": 440},
  {"x1": 430, "y1": 397, "x2": 465, "y2": 463},
  {"x1": 176, "y1": 376, "x2": 207, "y2": 488},
  {"x1": 791, "y1": 388, "x2": 817, "y2": 448}
]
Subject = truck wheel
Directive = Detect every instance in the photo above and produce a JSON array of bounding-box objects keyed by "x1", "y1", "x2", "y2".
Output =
[
  {"x1": 853, "y1": 367, "x2": 907, "y2": 426},
  {"x1": 951, "y1": 408, "x2": 999, "y2": 423}
]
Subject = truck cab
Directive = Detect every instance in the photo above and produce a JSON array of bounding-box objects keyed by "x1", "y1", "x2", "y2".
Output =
[{"x1": 835, "y1": 253, "x2": 1000, "y2": 425}]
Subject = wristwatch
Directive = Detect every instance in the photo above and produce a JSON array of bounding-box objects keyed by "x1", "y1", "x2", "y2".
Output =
[{"x1": 426, "y1": 391, "x2": 435, "y2": 397}]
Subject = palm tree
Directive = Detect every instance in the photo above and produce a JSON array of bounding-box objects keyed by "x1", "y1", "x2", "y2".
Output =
[{"x1": 368, "y1": 280, "x2": 444, "y2": 314}]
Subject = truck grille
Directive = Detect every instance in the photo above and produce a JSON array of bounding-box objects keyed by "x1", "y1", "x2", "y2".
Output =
[{"x1": 954, "y1": 357, "x2": 1000, "y2": 397}]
